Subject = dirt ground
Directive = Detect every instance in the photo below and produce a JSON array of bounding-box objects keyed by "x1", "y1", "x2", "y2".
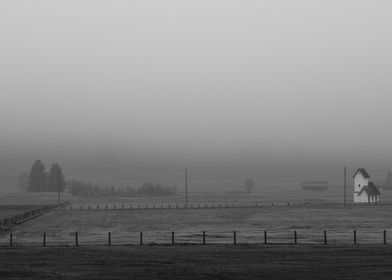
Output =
[{"x1": 0, "y1": 245, "x2": 391, "y2": 279}]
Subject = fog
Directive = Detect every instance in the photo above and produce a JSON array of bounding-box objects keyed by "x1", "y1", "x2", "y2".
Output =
[{"x1": 1, "y1": 1, "x2": 392, "y2": 189}]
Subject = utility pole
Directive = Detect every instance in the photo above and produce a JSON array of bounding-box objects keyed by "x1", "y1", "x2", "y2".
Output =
[
  {"x1": 185, "y1": 169, "x2": 188, "y2": 208},
  {"x1": 344, "y1": 167, "x2": 347, "y2": 206},
  {"x1": 58, "y1": 165, "x2": 61, "y2": 207}
]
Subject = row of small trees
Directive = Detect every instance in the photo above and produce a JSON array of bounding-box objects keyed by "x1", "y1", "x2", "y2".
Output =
[
  {"x1": 19, "y1": 160, "x2": 66, "y2": 192},
  {"x1": 68, "y1": 180, "x2": 177, "y2": 197}
]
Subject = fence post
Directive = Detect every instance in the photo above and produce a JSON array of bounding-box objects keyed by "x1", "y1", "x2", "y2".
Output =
[
  {"x1": 172, "y1": 232, "x2": 175, "y2": 245},
  {"x1": 324, "y1": 230, "x2": 327, "y2": 245},
  {"x1": 233, "y1": 231, "x2": 237, "y2": 245},
  {"x1": 140, "y1": 232, "x2": 143, "y2": 245},
  {"x1": 108, "y1": 232, "x2": 111, "y2": 246},
  {"x1": 294, "y1": 231, "x2": 297, "y2": 245},
  {"x1": 384, "y1": 230, "x2": 387, "y2": 244},
  {"x1": 354, "y1": 230, "x2": 357, "y2": 245},
  {"x1": 264, "y1": 230, "x2": 267, "y2": 244},
  {"x1": 75, "y1": 232, "x2": 79, "y2": 246},
  {"x1": 203, "y1": 231, "x2": 206, "y2": 245},
  {"x1": 43, "y1": 232, "x2": 46, "y2": 247},
  {"x1": 9, "y1": 233, "x2": 12, "y2": 247}
]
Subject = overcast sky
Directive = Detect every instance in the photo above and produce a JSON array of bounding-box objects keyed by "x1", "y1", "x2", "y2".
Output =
[{"x1": 1, "y1": 1, "x2": 392, "y2": 186}]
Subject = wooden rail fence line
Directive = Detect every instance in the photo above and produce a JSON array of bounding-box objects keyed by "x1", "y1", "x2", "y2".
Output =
[
  {"x1": 0, "y1": 202, "x2": 71, "y2": 231},
  {"x1": 66, "y1": 201, "x2": 392, "y2": 211},
  {"x1": 2, "y1": 230, "x2": 389, "y2": 247}
]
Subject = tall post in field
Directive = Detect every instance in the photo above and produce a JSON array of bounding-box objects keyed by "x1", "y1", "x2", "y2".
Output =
[
  {"x1": 185, "y1": 169, "x2": 188, "y2": 208},
  {"x1": 58, "y1": 166, "x2": 61, "y2": 207},
  {"x1": 344, "y1": 167, "x2": 347, "y2": 206},
  {"x1": 384, "y1": 230, "x2": 387, "y2": 244}
]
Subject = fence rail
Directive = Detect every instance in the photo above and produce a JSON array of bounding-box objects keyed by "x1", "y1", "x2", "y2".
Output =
[
  {"x1": 1, "y1": 229, "x2": 389, "y2": 247},
  {"x1": 65, "y1": 200, "x2": 392, "y2": 211},
  {"x1": 0, "y1": 202, "x2": 71, "y2": 231}
]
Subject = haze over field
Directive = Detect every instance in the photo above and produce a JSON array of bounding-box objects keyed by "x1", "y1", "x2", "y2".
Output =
[{"x1": 1, "y1": 1, "x2": 392, "y2": 189}]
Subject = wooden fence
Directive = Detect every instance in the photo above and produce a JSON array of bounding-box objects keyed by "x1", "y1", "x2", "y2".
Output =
[
  {"x1": 2, "y1": 229, "x2": 389, "y2": 247},
  {"x1": 65, "y1": 200, "x2": 392, "y2": 211},
  {"x1": 0, "y1": 202, "x2": 71, "y2": 231}
]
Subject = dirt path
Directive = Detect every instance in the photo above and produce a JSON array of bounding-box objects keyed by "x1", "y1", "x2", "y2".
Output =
[{"x1": 1, "y1": 245, "x2": 392, "y2": 279}]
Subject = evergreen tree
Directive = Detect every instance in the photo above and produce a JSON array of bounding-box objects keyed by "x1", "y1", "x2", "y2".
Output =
[
  {"x1": 27, "y1": 160, "x2": 47, "y2": 192},
  {"x1": 47, "y1": 163, "x2": 66, "y2": 192}
]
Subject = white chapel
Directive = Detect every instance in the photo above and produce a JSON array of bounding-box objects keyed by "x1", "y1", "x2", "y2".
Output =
[{"x1": 353, "y1": 168, "x2": 380, "y2": 203}]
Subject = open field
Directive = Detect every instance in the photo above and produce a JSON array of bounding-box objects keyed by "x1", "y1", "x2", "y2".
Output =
[
  {"x1": 1, "y1": 192, "x2": 392, "y2": 279},
  {"x1": 0, "y1": 193, "x2": 73, "y2": 220},
  {"x1": 0, "y1": 192, "x2": 73, "y2": 206},
  {"x1": 0, "y1": 205, "x2": 49, "y2": 219},
  {"x1": 2, "y1": 205, "x2": 392, "y2": 246},
  {"x1": 67, "y1": 187, "x2": 392, "y2": 207},
  {"x1": 1, "y1": 245, "x2": 392, "y2": 279},
  {"x1": 2, "y1": 186, "x2": 392, "y2": 211}
]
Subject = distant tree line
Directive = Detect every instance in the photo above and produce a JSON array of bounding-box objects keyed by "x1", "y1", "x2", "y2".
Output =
[
  {"x1": 19, "y1": 160, "x2": 66, "y2": 192},
  {"x1": 18, "y1": 160, "x2": 177, "y2": 197},
  {"x1": 67, "y1": 181, "x2": 177, "y2": 197}
]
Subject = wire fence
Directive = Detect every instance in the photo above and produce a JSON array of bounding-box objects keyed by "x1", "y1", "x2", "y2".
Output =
[{"x1": 1, "y1": 229, "x2": 389, "y2": 247}]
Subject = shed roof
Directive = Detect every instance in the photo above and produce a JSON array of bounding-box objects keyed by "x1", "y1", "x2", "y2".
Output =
[
  {"x1": 358, "y1": 182, "x2": 381, "y2": 196},
  {"x1": 353, "y1": 168, "x2": 370, "y2": 179}
]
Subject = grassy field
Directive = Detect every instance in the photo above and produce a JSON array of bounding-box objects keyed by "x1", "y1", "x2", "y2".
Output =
[
  {"x1": 1, "y1": 192, "x2": 392, "y2": 279},
  {"x1": 1, "y1": 245, "x2": 392, "y2": 279},
  {"x1": 0, "y1": 192, "x2": 73, "y2": 220},
  {"x1": 2, "y1": 205, "x2": 391, "y2": 246},
  {"x1": 67, "y1": 188, "x2": 392, "y2": 206},
  {"x1": 0, "y1": 205, "x2": 49, "y2": 219},
  {"x1": 0, "y1": 192, "x2": 73, "y2": 206}
]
